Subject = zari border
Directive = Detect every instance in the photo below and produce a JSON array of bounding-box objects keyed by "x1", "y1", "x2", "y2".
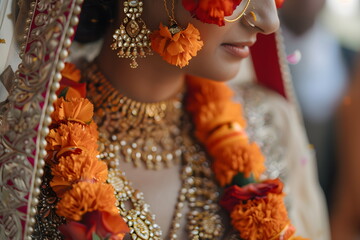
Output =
[
  {"x1": 23, "y1": 1, "x2": 84, "y2": 238},
  {"x1": 0, "y1": 0, "x2": 83, "y2": 239}
]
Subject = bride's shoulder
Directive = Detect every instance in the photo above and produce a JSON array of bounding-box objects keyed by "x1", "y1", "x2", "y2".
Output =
[{"x1": 230, "y1": 82, "x2": 297, "y2": 129}]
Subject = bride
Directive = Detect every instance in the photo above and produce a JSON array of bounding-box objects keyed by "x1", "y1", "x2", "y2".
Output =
[{"x1": 0, "y1": 0, "x2": 329, "y2": 239}]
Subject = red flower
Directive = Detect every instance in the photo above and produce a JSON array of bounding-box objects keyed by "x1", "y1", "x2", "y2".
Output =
[
  {"x1": 182, "y1": 0, "x2": 242, "y2": 26},
  {"x1": 59, "y1": 211, "x2": 129, "y2": 240},
  {"x1": 275, "y1": 0, "x2": 285, "y2": 8},
  {"x1": 57, "y1": 79, "x2": 87, "y2": 99},
  {"x1": 220, "y1": 178, "x2": 283, "y2": 212},
  {"x1": 57, "y1": 63, "x2": 86, "y2": 99}
]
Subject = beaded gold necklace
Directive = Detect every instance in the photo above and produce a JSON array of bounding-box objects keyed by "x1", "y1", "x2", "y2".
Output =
[
  {"x1": 84, "y1": 63, "x2": 225, "y2": 239},
  {"x1": 85, "y1": 63, "x2": 184, "y2": 170}
]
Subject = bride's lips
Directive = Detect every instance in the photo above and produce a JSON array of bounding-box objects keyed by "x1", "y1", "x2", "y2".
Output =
[{"x1": 221, "y1": 42, "x2": 254, "y2": 58}]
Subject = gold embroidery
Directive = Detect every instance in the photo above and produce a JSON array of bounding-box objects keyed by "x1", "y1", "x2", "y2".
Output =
[
  {"x1": 1, "y1": 0, "x2": 81, "y2": 238},
  {"x1": 32, "y1": 167, "x2": 66, "y2": 240}
]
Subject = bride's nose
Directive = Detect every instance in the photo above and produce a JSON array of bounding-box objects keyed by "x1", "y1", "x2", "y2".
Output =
[{"x1": 243, "y1": 0, "x2": 280, "y2": 35}]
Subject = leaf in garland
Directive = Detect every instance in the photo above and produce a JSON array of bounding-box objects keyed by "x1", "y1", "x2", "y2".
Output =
[{"x1": 92, "y1": 232, "x2": 102, "y2": 240}]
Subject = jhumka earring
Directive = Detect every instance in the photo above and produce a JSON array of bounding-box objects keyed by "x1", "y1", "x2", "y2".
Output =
[
  {"x1": 111, "y1": 0, "x2": 152, "y2": 68},
  {"x1": 150, "y1": 0, "x2": 203, "y2": 68}
]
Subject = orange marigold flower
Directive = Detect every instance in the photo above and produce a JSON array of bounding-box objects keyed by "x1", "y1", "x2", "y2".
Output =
[
  {"x1": 51, "y1": 152, "x2": 107, "y2": 197},
  {"x1": 186, "y1": 76, "x2": 246, "y2": 141},
  {"x1": 57, "y1": 82, "x2": 87, "y2": 99},
  {"x1": 186, "y1": 76, "x2": 234, "y2": 105},
  {"x1": 151, "y1": 23, "x2": 203, "y2": 68},
  {"x1": 182, "y1": 0, "x2": 241, "y2": 26},
  {"x1": 57, "y1": 182, "x2": 118, "y2": 221},
  {"x1": 56, "y1": 63, "x2": 87, "y2": 99},
  {"x1": 62, "y1": 63, "x2": 81, "y2": 82},
  {"x1": 45, "y1": 122, "x2": 98, "y2": 156},
  {"x1": 51, "y1": 97, "x2": 94, "y2": 124},
  {"x1": 205, "y1": 121, "x2": 247, "y2": 151},
  {"x1": 231, "y1": 193, "x2": 293, "y2": 240},
  {"x1": 194, "y1": 102, "x2": 245, "y2": 141},
  {"x1": 212, "y1": 142, "x2": 265, "y2": 186}
]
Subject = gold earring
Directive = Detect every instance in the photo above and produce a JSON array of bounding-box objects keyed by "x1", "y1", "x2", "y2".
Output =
[{"x1": 111, "y1": 0, "x2": 152, "y2": 68}]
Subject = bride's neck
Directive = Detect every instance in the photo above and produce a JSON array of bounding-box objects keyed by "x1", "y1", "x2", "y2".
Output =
[{"x1": 96, "y1": 36, "x2": 185, "y2": 103}]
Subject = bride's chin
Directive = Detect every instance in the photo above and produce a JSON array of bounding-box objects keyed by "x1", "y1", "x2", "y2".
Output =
[{"x1": 186, "y1": 62, "x2": 242, "y2": 82}]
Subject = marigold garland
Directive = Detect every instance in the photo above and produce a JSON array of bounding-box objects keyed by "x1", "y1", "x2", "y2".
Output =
[
  {"x1": 45, "y1": 62, "x2": 307, "y2": 240},
  {"x1": 151, "y1": 23, "x2": 203, "y2": 68},
  {"x1": 231, "y1": 193, "x2": 292, "y2": 240},
  {"x1": 45, "y1": 122, "x2": 99, "y2": 163},
  {"x1": 45, "y1": 63, "x2": 129, "y2": 240},
  {"x1": 186, "y1": 75, "x2": 307, "y2": 239},
  {"x1": 51, "y1": 152, "x2": 108, "y2": 197},
  {"x1": 51, "y1": 97, "x2": 94, "y2": 124},
  {"x1": 212, "y1": 142, "x2": 265, "y2": 186},
  {"x1": 56, "y1": 182, "x2": 118, "y2": 221}
]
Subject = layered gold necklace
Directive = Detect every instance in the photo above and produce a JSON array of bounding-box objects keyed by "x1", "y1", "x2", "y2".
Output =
[
  {"x1": 84, "y1": 63, "x2": 225, "y2": 240},
  {"x1": 85, "y1": 63, "x2": 184, "y2": 170}
]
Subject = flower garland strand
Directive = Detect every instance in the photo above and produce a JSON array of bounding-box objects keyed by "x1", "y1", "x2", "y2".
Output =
[
  {"x1": 45, "y1": 63, "x2": 129, "y2": 240},
  {"x1": 185, "y1": 75, "x2": 307, "y2": 240}
]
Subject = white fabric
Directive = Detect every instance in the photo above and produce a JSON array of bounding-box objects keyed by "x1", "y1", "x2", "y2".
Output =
[{"x1": 0, "y1": 0, "x2": 21, "y2": 75}]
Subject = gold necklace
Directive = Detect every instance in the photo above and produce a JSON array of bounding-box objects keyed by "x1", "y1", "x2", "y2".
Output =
[
  {"x1": 85, "y1": 64, "x2": 225, "y2": 239},
  {"x1": 85, "y1": 63, "x2": 184, "y2": 170},
  {"x1": 104, "y1": 119, "x2": 224, "y2": 240}
]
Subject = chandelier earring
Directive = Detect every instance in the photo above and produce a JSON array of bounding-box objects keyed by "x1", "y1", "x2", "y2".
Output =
[
  {"x1": 110, "y1": 0, "x2": 152, "y2": 68},
  {"x1": 150, "y1": 0, "x2": 203, "y2": 68}
]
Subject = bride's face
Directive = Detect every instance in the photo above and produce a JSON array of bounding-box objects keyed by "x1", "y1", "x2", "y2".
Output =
[{"x1": 120, "y1": 0, "x2": 280, "y2": 81}]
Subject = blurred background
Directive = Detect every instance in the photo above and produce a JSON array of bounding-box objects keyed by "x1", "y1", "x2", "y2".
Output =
[{"x1": 280, "y1": 0, "x2": 360, "y2": 239}]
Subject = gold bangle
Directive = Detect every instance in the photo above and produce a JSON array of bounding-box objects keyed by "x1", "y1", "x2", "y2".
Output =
[{"x1": 224, "y1": 0, "x2": 252, "y2": 23}]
